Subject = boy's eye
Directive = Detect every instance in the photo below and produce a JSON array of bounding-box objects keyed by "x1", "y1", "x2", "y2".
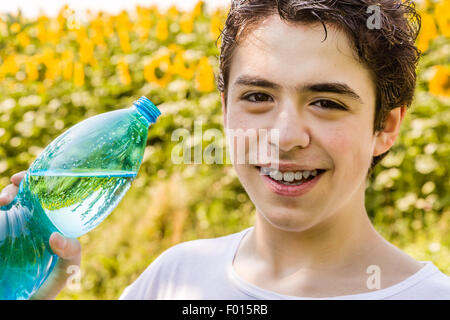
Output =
[
  {"x1": 312, "y1": 99, "x2": 347, "y2": 110},
  {"x1": 242, "y1": 92, "x2": 273, "y2": 102}
]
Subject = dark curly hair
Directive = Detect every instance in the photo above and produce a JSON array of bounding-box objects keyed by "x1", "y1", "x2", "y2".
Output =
[{"x1": 216, "y1": 0, "x2": 422, "y2": 177}]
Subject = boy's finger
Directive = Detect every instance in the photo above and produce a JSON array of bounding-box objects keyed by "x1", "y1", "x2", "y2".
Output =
[
  {"x1": 0, "y1": 184, "x2": 19, "y2": 206},
  {"x1": 49, "y1": 233, "x2": 82, "y2": 261},
  {"x1": 11, "y1": 171, "x2": 27, "y2": 186}
]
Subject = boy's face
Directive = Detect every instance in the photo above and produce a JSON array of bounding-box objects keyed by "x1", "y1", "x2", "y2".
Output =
[{"x1": 221, "y1": 15, "x2": 394, "y2": 232}]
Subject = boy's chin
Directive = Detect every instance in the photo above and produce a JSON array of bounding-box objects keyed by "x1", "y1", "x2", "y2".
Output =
[{"x1": 256, "y1": 207, "x2": 319, "y2": 233}]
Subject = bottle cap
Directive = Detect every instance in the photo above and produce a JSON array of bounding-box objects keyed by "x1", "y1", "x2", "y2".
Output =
[{"x1": 133, "y1": 96, "x2": 161, "y2": 124}]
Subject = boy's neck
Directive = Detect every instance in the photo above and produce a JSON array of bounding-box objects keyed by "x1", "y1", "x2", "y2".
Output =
[
  {"x1": 250, "y1": 200, "x2": 382, "y2": 276},
  {"x1": 233, "y1": 186, "x2": 423, "y2": 296}
]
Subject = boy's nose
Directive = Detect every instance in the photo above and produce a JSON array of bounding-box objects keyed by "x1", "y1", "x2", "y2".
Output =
[{"x1": 272, "y1": 108, "x2": 310, "y2": 152}]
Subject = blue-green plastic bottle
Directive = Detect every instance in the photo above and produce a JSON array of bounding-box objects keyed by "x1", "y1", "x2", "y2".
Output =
[{"x1": 0, "y1": 96, "x2": 161, "y2": 300}]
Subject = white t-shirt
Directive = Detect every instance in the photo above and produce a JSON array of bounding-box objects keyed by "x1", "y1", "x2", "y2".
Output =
[{"x1": 119, "y1": 227, "x2": 450, "y2": 300}]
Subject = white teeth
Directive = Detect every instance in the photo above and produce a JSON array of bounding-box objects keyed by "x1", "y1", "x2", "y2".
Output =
[
  {"x1": 274, "y1": 171, "x2": 283, "y2": 181},
  {"x1": 269, "y1": 170, "x2": 283, "y2": 181},
  {"x1": 259, "y1": 167, "x2": 323, "y2": 183},
  {"x1": 283, "y1": 172, "x2": 294, "y2": 182}
]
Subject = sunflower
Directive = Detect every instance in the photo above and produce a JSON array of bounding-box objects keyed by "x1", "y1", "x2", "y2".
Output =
[
  {"x1": 61, "y1": 54, "x2": 73, "y2": 80},
  {"x1": 169, "y1": 49, "x2": 195, "y2": 80},
  {"x1": 192, "y1": 1, "x2": 204, "y2": 19},
  {"x1": 144, "y1": 54, "x2": 172, "y2": 88},
  {"x1": 25, "y1": 56, "x2": 40, "y2": 81},
  {"x1": 10, "y1": 22, "x2": 21, "y2": 33},
  {"x1": 429, "y1": 65, "x2": 450, "y2": 97},
  {"x1": 73, "y1": 62, "x2": 85, "y2": 87},
  {"x1": 118, "y1": 28, "x2": 131, "y2": 53},
  {"x1": 136, "y1": 7, "x2": 153, "y2": 42},
  {"x1": 79, "y1": 39, "x2": 95, "y2": 65},
  {"x1": 17, "y1": 32, "x2": 30, "y2": 48},
  {"x1": 210, "y1": 9, "x2": 224, "y2": 41},
  {"x1": 180, "y1": 12, "x2": 194, "y2": 34},
  {"x1": 117, "y1": 58, "x2": 132, "y2": 85},
  {"x1": 155, "y1": 15, "x2": 169, "y2": 42},
  {"x1": 0, "y1": 55, "x2": 20, "y2": 78},
  {"x1": 417, "y1": 13, "x2": 437, "y2": 52},
  {"x1": 435, "y1": 0, "x2": 450, "y2": 37},
  {"x1": 194, "y1": 57, "x2": 215, "y2": 93}
]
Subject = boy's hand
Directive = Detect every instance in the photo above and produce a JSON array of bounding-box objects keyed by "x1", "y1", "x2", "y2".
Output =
[
  {"x1": 0, "y1": 171, "x2": 82, "y2": 300},
  {"x1": 0, "y1": 171, "x2": 26, "y2": 206}
]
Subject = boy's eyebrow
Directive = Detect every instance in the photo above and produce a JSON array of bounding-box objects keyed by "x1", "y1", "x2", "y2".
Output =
[
  {"x1": 233, "y1": 75, "x2": 281, "y2": 90},
  {"x1": 233, "y1": 75, "x2": 364, "y2": 103},
  {"x1": 308, "y1": 83, "x2": 363, "y2": 104}
]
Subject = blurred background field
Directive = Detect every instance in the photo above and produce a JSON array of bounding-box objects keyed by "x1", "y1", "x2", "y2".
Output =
[{"x1": 0, "y1": 0, "x2": 449, "y2": 299}]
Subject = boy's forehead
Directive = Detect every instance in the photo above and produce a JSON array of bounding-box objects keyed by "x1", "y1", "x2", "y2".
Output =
[
  {"x1": 234, "y1": 16, "x2": 355, "y2": 73},
  {"x1": 247, "y1": 15, "x2": 338, "y2": 46}
]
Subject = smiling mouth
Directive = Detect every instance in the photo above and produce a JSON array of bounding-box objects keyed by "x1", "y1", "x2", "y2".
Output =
[{"x1": 254, "y1": 166, "x2": 327, "y2": 186}]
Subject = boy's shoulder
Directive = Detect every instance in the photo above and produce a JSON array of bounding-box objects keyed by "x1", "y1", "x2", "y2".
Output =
[
  {"x1": 166, "y1": 230, "x2": 246, "y2": 254},
  {"x1": 386, "y1": 262, "x2": 450, "y2": 300},
  {"x1": 420, "y1": 266, "x2": 450, "y2": 296},
  {"x1": 120, "y1": 228, "x2": 252, "y2": 299},
  {"x1": 151, "y1": 228, "x2": 250, "y2": 270}
]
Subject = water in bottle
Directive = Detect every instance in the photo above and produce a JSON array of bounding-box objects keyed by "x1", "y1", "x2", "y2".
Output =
[{"x1": 0, "y1": 96, "x2": 161, "y2": 299}]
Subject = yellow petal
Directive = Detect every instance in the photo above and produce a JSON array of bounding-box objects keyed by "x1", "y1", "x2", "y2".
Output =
[
  {"x1": 429, "y1": 66, "x2": 450, "y2": 97},
  {"x1": 73, "y1": 62, "x2": 85, "y2": 87}
]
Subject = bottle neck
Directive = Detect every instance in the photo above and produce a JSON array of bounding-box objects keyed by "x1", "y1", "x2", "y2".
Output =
[{"x1": 133, "y1": 97, "x2": 161, "y2": 124}]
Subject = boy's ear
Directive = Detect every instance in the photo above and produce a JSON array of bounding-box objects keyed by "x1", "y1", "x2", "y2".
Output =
[
  {"x1": 373, "y1": 106, "x2": 407, "y2": 156},
  {"x1": 221, "y1": 92, "x2": 227, "y2": 128}
]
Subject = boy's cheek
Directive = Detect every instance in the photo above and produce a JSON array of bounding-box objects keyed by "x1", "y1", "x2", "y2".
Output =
[
  {"x1": 325, "y1": 125, "x2": 374, "y2": 176},
  {"x1": 225, "y1": 111, "x2": 244, "y2": 130},
  {"x1": 321, "y1": 127, "x2": 357, "y2": 169},
  {"x1": 321, "y1": 125, "x2": 349, "y2": 153}
]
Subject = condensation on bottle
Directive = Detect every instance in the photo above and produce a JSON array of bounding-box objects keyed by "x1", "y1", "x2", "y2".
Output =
[{"x1": 0, "y1": 97, "x2": 161, "y2": 300}]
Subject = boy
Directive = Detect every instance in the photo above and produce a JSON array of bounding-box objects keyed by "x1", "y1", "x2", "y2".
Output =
[{"x1": 1, "y1": 0, "x2": 450, "y2": 299}]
